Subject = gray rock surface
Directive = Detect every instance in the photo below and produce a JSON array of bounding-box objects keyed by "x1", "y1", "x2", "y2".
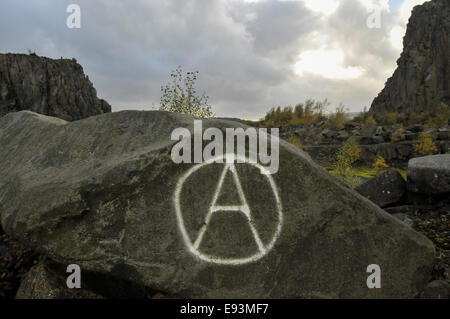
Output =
[
  {"x1": 392, "y1": 213, "x2": 414, "y2": 228},
  {"x1": 16, "y1": 263, "x2": 103, "y2": 299},
  {"x1": 370, "y1": 0, "x2": 450, "y2": 114},
  {"x1": 407, "y1": 155, "x2": 450, "y2": 195},
  {"x1": 0, "y1": 111, "x2": 435, "y2": 298},
  {"x1": 355, "y1": 168, "x2": 406, "y2": 208},
  {"x1": 0, "y1": 53, "x2": 111, "y2": 121}
]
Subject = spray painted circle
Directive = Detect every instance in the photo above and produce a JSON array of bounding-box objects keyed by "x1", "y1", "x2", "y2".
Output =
[{"x1": 174, "y1": 154, "x2": 283, "y2": 265}]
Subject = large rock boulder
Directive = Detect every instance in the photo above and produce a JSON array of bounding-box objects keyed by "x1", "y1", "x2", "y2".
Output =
[
  {"x1": 407, "y1": 155, "x2": 450, "y2": 195},
  {"x1": 0, "y1": 111, "x2": 435, "y2": 298},
  {"x1": 370, "y1": 0, "x2": 449, "y2": 114},
  {"x1": 355, "y1": 168, "x2": 406, "y2": 208},
  {"x1": 0, "y1": 53, "x2": 111, "y2": 121}
]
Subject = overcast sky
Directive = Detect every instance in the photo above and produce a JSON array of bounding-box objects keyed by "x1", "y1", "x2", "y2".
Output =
[{"x1": 0, "y1": 0, "x2": 428, "y2": 119}]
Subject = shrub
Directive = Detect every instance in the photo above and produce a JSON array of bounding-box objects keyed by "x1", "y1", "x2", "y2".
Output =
[
  {"x1": 337, "y1": 138, "x2": 361, "y2": 168},
  {"x1": 160, "y1": 66, "x2": 214, "y2": 118},
  {"x1": 380, "y1": 112, "x2": 404, "y2": 125},
  {"x1": 364, "y1": 116, "x2": 377, "y2": 126},
  {"x1": 374, "y1": 155, "x2": 389, "y2": 171},
  {"x1": 406, "y1": 111, "x2": 424, "y2": 126},
  {"x1": 428, "y1": 102, "x2": 450, "y2": 127},
  {"x1": 325, "y1": 104, "x2": 348, "y2": 130},
  {"x1": 353, "y1": 106, "x2": 368, "y2": 124},
  {"x1": 391, "y1": 127, "x2": 405, "y2": 142},
  {"x1": 261, "y1": 99, "x2": 329, "y2": 127},
  {"x1": 332, "y1": 138, "x2": 362, "y2": 187},
  {"x1": 344, "y1": 175, "x2": 363, "y2": 188},
  {"x1": 414, "y1": 132, "x2": 437, "y2": 156}
]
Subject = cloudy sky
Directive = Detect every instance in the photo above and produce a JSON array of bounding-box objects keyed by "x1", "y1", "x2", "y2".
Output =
[{"x1": 0, "y1": 0, "x2": 428, "y2": 119}]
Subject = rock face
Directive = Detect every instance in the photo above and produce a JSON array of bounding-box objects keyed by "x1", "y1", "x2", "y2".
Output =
[
  {"x1": 407, "y1": 154, "x2": 450, "y2": 195},
  {"x1": 16, "y1": 263, "x2": 103, "y2": 299},
  {"x1": 370, "y1": 0, "x2": 450, "y2": 114},
  {"x1": 0, "y1": 111, "x2": 435, "y2": 298},
  {"x1": 355, "y1": 168, "x2": 406, "y2": 208},
  {"x1": 0, "y1": 53, "x2": 111, "y2": 121}
]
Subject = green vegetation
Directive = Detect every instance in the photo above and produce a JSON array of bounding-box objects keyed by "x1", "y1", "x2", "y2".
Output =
[
  {"x1": 351, "y1": 167, "x2": 406, "y2": 180},
  {"x1": 391, "y1": 126, "x2": 405, "y2": 142},
  {"x1": 364, "y1": 102, "x2": 450, "y2": 126},
  {"x1": 259, "y1": 99, "x2": 329, "y2": 127},
  {"x1": 257, "y1": 99, "x2": 448, "y2": 129},
  {"x1": 414, "y1": 131, "x2": 437, "y2": 156},
  {"x1": 160, "y1": 66, "x2": 214, "y2": 118},
  {"x1": 325, "y1": 104, "x2": 349, "y2": 130},
  {"x1": 373, "y1": 155, "x2": 389, "y2": 171},
  {"x1": 328, "y1": 141, "x2": 409, "y2": 186},
  {"x1": 353, "y1": 106, "x2": 377, "y2": 126},
  {"x1": 331, "y1": 138, "x2": 363, "y2": 188}
]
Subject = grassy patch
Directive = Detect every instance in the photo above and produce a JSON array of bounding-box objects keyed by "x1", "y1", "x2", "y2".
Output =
[{"x1": 328, "y1": 166, "x2": 407, "y2": 184}]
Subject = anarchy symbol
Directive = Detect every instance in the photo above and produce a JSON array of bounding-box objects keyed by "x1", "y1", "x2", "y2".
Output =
[{"x1": 174, "y1": 154, "x2": 283, "y2": 265}]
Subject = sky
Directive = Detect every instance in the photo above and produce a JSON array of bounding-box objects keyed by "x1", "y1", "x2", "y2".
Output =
[{"x1": 0, "y1": 0, "x2": 429, "y2": 120}]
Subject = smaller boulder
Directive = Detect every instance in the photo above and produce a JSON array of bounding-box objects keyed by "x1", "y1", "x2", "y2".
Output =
[
  {"x1": 321, "y1": 128, "x2": 333, "y2": 138},
  {"x1": 407, "y1": 155, "x2": 450, "y2": 195},
  {"x1": 421, "y1": 280, "x2": 450, "y2": 299},
  {"x1": 355, "y1": 168, "x2": 406, "y2": 208},
  {"x1": 407, "y1": 125, "x2": 424, "y2": 133},
  {"x1": 344, "y1": 122, "x2": 358, "y2": 130},
  {"x1": 361, "y1": 125, "x2": 376, "y2": 137},
  {"x1": 371, "y1": 135, "x2": 385, "y2": 144},
  {"x1": 354, "y1": 136, "x2": 375, "y2": 145},
  {"x1": 374, "y1": 126, "x2": 384, "y2": 136},
  {"x1": 437, "y1": 129, "x2": 449, "y2": 141},
  {"x1": 337, "y1": 130, "x2": 350, "y2": 140},
  {"x1": 392, "y1": 213, "x2": 414, "y2": 227},
  {"x1": 405, "y1": 133, "x2": 419, "y2": 141}
]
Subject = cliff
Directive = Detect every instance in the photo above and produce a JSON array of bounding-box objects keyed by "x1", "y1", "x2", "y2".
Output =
[
  {"x1": 0, "y1": 53, "x2": 111, "y2": 121},
  {"x1": 370, "y1": 0, "x2": 449, "y2": 114}
]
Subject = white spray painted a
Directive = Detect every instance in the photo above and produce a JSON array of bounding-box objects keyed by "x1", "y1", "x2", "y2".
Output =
[{"x1": 174, "y1": 154, "x2": 283, "y2": 265}]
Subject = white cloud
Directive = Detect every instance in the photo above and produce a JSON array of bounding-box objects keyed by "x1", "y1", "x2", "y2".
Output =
[
  {"x1": 389, "y1": 25, "x2": 405, "y2": 50},
  {"x1": 385, "y1": 1, "x2": 428, "y2": 53},
  {"x1": 301, "y1": 0, "x2": 340, "y2": 15},
  {"x1": 0, "y1": 0, "x2": 428, "y2": 119},
  {"x1": 399, "y1": 0, "x2": 428, "y2": 24},
  {"x1": 294, "y1": 49, "x2": 366, "y2": 79},
  {"x1": 358, "y1": 0, "x2": 390, "y2": 11}
]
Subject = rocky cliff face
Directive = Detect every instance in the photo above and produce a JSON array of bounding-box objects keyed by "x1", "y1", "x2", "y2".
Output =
[
  {"x1": 370, "y1": 0, "x2": 449, "y2": 114},
  {"x1": 0, "y1": 53, "x2": 111, "y2": 121}
]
